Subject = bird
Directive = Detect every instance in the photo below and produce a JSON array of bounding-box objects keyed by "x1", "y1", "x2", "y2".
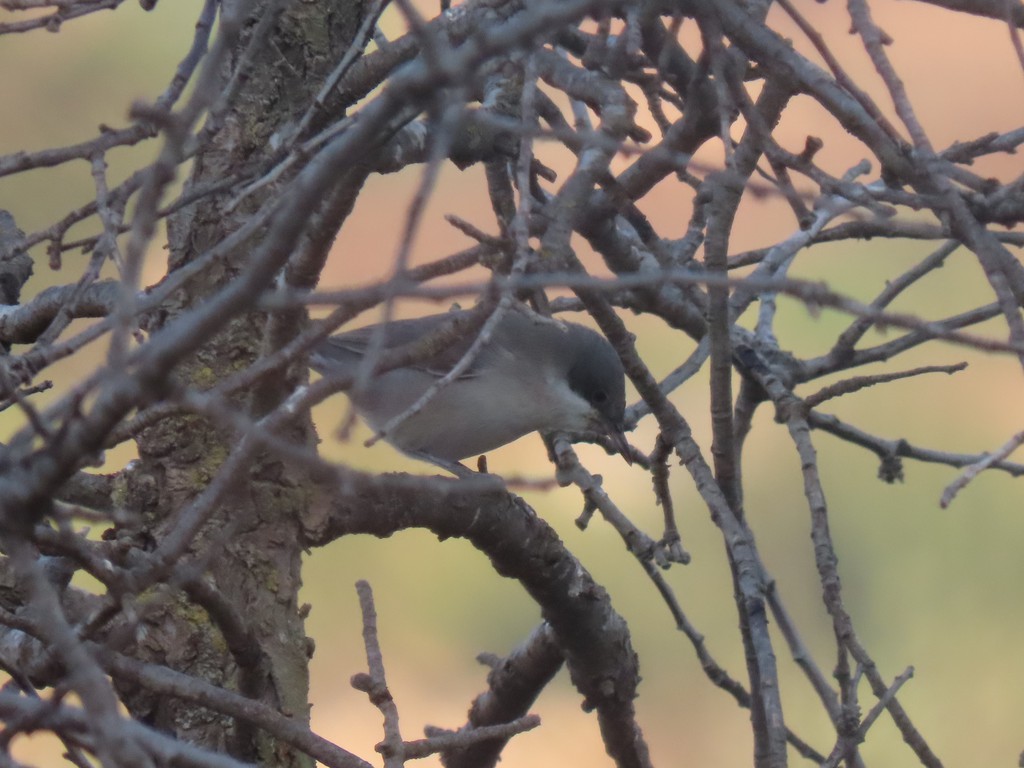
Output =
[{"x1": 309, "y1": 306, "x2": 631, "y2": 472}]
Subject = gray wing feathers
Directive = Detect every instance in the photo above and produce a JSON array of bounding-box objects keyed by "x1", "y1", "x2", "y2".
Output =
[{"x1": 310, "y1": 312, "x2": 486, "y2": 379}]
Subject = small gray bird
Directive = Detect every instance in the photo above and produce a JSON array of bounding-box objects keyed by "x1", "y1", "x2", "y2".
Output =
[{"x1": 310, "y1": 307, "x2": 631, "y2": 471}]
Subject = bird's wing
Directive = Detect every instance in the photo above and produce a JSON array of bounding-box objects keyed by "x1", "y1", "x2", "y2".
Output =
[{"x1": 314, "y1": 312, "x2": 488, "y2": 379}]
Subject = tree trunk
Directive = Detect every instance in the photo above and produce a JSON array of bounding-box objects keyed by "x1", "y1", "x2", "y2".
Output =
[{"x1": 117, "y1": 2, "x2": 365, "y2": 763}]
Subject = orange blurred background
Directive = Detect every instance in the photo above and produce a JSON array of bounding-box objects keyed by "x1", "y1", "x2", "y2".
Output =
[{"x1": 1, "y1": 1, "x2": 1023, "y2": 765}]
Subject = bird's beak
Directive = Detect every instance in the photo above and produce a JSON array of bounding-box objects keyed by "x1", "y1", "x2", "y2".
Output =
[{"x1": 606, "y1": 422, "x2": 633, "y2": 466}]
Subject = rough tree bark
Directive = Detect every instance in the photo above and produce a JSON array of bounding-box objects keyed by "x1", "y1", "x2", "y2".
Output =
[{"x1": 115, "y1": 1, "x2": 365, "y2": 763}]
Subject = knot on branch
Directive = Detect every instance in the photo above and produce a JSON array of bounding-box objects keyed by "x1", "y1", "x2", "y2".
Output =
[{"x1": 877, "y1": 443, "x2": 906, "y2": 484}]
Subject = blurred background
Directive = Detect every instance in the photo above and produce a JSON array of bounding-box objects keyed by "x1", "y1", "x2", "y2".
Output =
[{"x1": 1, "y1": 1, "x2": 1023, "y2": 765}]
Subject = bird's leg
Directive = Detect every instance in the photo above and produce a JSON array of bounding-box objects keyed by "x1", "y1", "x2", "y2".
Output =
[{"x1": 405, "y1": 450, "x2": 477, "y2": 478}]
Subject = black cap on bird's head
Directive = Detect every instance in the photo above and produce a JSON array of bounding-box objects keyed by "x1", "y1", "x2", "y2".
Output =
[{"x1": 566, "y1": 329, "x2": 632, "y2": 464}]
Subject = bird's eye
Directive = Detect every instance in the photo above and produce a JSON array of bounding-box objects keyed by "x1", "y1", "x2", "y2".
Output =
[{"x1": 593, "y1": 390, "x2": 608, "y2": 404}]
